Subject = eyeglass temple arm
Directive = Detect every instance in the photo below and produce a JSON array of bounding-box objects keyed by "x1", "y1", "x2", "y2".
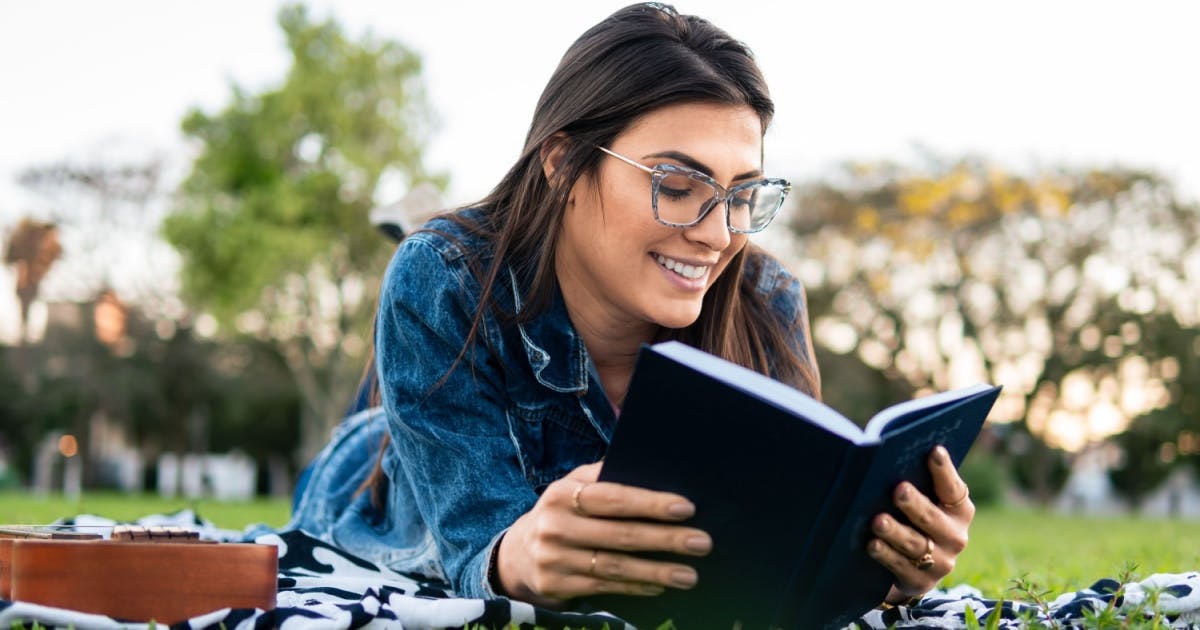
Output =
[{"x1": 596, "y1": 146, "x2": 656, "y2": 175}]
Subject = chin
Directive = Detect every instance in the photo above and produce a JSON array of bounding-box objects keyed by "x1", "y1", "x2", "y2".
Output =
[{"x1": 649, "y1": 303, "x2": 704, "y2": 330}]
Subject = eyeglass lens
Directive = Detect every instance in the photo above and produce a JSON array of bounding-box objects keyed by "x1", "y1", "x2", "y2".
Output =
[{"x1": 654, "y1": 169, "x2": 784, "y2": 232}]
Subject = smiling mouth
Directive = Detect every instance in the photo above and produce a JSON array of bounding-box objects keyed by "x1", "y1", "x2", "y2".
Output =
[{"x1": 654, "y1": 254, "x2": 709, "y2": 280}]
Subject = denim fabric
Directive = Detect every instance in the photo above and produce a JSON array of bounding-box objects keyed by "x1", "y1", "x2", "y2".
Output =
[{"x1": 288, "y1": 209, "x2": 813, "y2": 601}]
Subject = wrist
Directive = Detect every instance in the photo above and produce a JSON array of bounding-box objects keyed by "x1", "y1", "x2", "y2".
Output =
[
  {"x1": 493, "y1": 526, "x2": 563, "y2": 608},
  {"x1": 486, "y1": 534, "x2": 506, "y2": 595}
]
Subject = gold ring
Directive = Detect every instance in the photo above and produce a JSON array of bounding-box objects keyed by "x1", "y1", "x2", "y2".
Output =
[
  {"x1": 914, "y1": 536, "x2": 935, "y2": 571},
  {"x1": 589, "y1": 549, "x2": 598, "y2": 577},
  {"x1": 942, "y1": 485, "x2": 970, "y2": 510},
  {"x1": 572, "y1": 482, "x2": 589, "y2": 516}
]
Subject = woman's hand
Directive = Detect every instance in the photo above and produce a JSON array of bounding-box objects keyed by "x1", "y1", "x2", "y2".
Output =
[
  {"x1": 867, "y1": 445, "x2": 974, "y2": 604},
  {"x1": 495, "y1": 462, "x2": 712, "y2": 607}
]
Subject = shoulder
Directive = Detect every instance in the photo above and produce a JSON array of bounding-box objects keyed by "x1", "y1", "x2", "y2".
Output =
[
  {"x1": 377, "y1": 207, "x2": 522, "y2": 347},
  {"x1": 381, "y1": 208, "x2": 497, "y2": 301},
  {"x1": 740, "y1": 246, "x2": 821, "y2": 392},
  {"x1": 394, "y1": 208, "x2": 494, "y2": 268},
  {"x1": 741, "y1": 246, "x2": 807, "y2": 324}
]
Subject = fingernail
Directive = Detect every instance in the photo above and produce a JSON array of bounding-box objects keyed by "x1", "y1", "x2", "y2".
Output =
[
  {"x1": 685, "y1": 535, "x2": 712, "y2": 554},
  {"x1": 875, "y1": 516, "x2": 889, "y2": 533},
  {"x1": 671, "y1": 570, "x2": 698, "y2": 588},
  {"x1": 639, "y1": 584, "x2": 666, "y2": 596},
  {"x1": 867, "y1": 539, "x2": 883, "y2": 557},
  {"x1": 897, "y1": 485, "x2": 910, "y2": 502},
  {"x1": 935, "y1": 446, "x2": 949, "y2": 465},
  {"x1": 668, "y1": 502, "x2": 695, "y2": 518}
]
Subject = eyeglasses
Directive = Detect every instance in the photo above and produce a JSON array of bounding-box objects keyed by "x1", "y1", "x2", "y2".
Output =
[{"x1": 596, "y1": 146, "x2": 790, "y2": 234}]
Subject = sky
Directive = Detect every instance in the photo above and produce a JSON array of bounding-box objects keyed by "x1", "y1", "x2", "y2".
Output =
[{"x1": 1, "y1": 0, "x2": 1199, "y2": 341}]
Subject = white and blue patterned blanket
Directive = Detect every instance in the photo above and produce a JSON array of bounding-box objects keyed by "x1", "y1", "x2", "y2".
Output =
[{"x1": 1, "y1": 512, "x2": 1198, "y2": 629}]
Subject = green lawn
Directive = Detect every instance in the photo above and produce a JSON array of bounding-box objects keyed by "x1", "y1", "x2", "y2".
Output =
[
  {"x1": 2, "y1": 494, "x2": 1197, "y2": 602},
  {"x1": 0, "y1": 490, "x2": 291, "y2": 531},
  {"x1": 950, "y1": 506, "x2": 1200, "y2": 599}
]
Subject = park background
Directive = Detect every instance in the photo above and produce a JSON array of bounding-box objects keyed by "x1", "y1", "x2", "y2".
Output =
[{"x1": 2, "y1": 0, "x2": 1199, "y2": 601}]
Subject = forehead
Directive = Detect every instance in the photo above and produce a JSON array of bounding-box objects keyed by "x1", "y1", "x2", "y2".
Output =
[{"x1": 615, "y1": 102, "x2": 764, "y2": 170}]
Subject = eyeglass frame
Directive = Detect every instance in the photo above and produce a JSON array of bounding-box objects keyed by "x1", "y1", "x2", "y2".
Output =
[{"x1": 595, "y1": 145, "x2": 791, "y2": 234}]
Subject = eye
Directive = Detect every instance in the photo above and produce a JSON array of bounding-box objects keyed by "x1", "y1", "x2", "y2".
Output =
[
  {"x1": 730, "y1": 187, "x2": 755, "y2": 209},
  {"x1": 658, "y1": 171, "x2": 699, "y2": 201}
]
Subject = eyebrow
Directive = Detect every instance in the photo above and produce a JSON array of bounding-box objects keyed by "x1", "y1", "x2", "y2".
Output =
[{"x1": 643, "y1": 150, "x2": 762, "y2": 182}]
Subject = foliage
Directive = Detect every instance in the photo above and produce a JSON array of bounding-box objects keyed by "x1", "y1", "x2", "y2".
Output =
[
  {"x1": 163, "y1": 4, "x2": 441, "y2": 458},
  {"x1": 1108, "y1": 409, "x2": 1187, "y2": 506},
  {"x1": 0, "y1": 301, "x2": 301, "y2": 490},
  {"x1": 788, "y1": 156, "x2": 1200, "y2": 500},
  {"x1": 957, "y1": 448, "x2": 1008, "y2": 507},
  {"x1": 814, "y1": 344, "x2": 914, "y2": 428}
]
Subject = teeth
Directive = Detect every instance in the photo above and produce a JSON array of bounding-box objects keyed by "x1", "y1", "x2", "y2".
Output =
[{"x1": 655, "y1": 254, "x2": 707, "y2": 280}]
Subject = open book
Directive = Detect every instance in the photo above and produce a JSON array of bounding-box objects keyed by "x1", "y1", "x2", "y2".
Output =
[{"x1": 587, "y1": 341, "x2": 1001, "y2": 630}]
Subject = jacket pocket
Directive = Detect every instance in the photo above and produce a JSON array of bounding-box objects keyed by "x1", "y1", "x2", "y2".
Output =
[{"x1": 506, "y1": 400, "x2": 605, "y2": 491}]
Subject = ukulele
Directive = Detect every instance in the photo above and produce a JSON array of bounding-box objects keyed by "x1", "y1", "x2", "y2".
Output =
[{"x1": 0, "y1": 525, "x2": 278, "y2": 623}]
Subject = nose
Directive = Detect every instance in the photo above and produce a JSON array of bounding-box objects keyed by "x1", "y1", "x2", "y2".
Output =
[{"x1": 683, "y1": 198, "x2": 732, "y2": 251}]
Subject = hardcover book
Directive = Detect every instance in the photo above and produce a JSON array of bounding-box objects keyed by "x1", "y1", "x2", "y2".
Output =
[{"x1": 588, "y1": 341, "x2": 1001, "y2": 629}]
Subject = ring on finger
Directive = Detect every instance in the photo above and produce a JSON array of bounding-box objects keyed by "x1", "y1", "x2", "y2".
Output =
[
  {"x1": 589, "y1": 549, "x2": 598, "y2": 577},
  {"x1": 572, "y1": 482, "x2": 589, "y2": 516},
  {"x1": 913, "y1": 536, "x2": 935, "y2": 571},
  {"x1": 941, "y1": 485, "x2": 970, "y2": 509}
]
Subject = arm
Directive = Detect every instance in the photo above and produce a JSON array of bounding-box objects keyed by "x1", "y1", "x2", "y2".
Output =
[
  {"x1": 377, "y1": 237, "x2": 710, "y2": 603},
  {"x1": 376, "y1": 236, "x2": 535, "y2": 599}
]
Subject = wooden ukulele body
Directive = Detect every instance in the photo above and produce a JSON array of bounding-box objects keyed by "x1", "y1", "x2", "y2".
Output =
[{"x1": 0, "y1": 526, "x2": 278, "y2": 623}]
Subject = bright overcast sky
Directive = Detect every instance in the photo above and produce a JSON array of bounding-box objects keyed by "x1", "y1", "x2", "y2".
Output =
[{"x1": 1, "y1": 1, "x2": 1199, "y2": 339}]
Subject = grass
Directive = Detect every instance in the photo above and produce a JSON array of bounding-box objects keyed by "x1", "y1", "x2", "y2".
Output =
[
  {"x1": 0, "y1": 490, "x2": 291, "y2": 530},
  {"x1": 943, "y1": 506, "x2": 1200, "y2": 599},
  {"x1": 2, "y1": 494, "x2": 1198, "y2": 601}
]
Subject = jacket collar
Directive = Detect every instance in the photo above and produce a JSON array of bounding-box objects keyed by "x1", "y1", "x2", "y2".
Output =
[{"x1": 509, "y1": 268, "x2": 590, "y2": 394}]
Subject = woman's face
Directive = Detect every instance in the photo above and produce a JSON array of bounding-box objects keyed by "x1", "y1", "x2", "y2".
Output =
[{"x1": 554, "y1": 102, "x2": 763, "y2": 334}]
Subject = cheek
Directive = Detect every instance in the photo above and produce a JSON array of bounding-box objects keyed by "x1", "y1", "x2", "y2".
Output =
[{"x1": 592, "y1": 187, "x2": 663, "y2": 251}]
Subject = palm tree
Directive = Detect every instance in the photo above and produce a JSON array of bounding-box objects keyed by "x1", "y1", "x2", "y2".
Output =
[{"x1": 4, "y1": 218, "x2": 62, "y2": 344}]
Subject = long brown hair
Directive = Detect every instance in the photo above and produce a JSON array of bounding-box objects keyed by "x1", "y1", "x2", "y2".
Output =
[{"x1": 358, "y1": 3, "x2": 820, "y2": 504}]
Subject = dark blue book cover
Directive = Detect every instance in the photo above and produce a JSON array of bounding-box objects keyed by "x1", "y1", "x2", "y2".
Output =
[{"x1": 587, "y1": 341, "x2": 1001, "y2": 629}]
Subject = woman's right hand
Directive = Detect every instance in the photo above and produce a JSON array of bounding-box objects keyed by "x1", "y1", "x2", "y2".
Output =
[{"x1": 495, "y1": 461, "x2": 712, "y2": 607}]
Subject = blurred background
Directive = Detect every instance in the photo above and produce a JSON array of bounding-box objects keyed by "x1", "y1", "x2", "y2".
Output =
[{"x1": 0, "y1": 0, "x2": 1197, "y2": 519}]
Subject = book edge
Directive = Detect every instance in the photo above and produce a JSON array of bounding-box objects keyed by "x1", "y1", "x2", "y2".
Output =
[
  {"x1": 863, "y1": 383, "x2": 997, "y2": 440},
  {"x1": 651, "y1": 341, "x2": 868, "y2": 444}
]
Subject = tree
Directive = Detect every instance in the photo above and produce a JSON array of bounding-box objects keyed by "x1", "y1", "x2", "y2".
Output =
[
  {"x1": 785, "y1": 155, "x2": 1200, "y2": 501},
  {"x1": 163, "y1": 4, "x2": 441, "y2": 460},
  {"x1": 1107, "y1": 312, "x2": 1200, "y2": 507},
  {"x1": 16, "y1": 157, "x2": 168, "y2": 301},
  {"x1": 3, "y1": 219, "x2": 62, "y2": 345}
]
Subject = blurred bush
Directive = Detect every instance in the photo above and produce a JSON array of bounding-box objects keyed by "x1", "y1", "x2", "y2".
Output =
[{"x1": 958, "y1": 449, "x2": 1008, "y2": 508}]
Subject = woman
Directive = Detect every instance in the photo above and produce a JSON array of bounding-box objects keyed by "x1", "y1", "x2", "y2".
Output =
[{"x1": 290, "y1": 1, "x2": 973, "y2": 613}]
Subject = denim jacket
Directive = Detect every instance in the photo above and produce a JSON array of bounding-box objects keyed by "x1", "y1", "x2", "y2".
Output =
[{"x1": 288, "y1": 209, "x2": 815, "y2": 601}]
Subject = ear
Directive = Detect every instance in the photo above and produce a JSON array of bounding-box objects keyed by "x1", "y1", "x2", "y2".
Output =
[{"x1": 539, "y1": 132, "x2": 572, "y2": 183}]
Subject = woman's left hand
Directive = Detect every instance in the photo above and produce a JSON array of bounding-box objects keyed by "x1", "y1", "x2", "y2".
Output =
[{"x1": 867, "y1": 445, "x2": 974, "y2": 604}]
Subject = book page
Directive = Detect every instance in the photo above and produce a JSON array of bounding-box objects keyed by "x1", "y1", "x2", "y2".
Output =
[
  {"x1": 652, "y1": 341, "x2": 869, "y2": 444},
  {"x1": 863, "y1": 383, "x2": 995, "y2": 440}
]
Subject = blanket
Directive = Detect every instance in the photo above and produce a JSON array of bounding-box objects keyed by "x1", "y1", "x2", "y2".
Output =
[{"x1": 2, "y1": 512, "x2": 1198, "y2": 629}]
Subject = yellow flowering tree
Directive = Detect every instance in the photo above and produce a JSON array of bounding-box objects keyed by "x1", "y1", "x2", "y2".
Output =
[{"x1": 786, "y1": 157, "x2": 1200, "y2": 502}]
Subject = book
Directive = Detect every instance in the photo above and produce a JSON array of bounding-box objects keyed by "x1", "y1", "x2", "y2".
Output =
[{"x1": 585, "y1": 341, "x2": 1001, "y2": 629}]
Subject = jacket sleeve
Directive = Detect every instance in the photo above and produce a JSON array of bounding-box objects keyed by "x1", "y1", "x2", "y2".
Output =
[{"x1": 374, "y1": 235, "x2": 536, "y2": 599}]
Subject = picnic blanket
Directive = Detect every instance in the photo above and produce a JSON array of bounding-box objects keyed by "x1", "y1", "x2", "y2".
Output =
[{"x1": 2, "y1": 511, "x2": 1199, "y2": 629}]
